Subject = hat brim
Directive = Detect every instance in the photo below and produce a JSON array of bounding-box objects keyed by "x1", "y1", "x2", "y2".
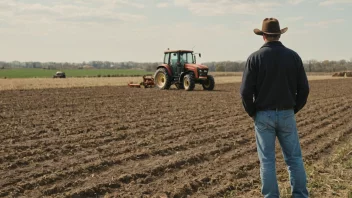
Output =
[{"x1": 253, "y1": 27, "x2": 288, "y2": 35}]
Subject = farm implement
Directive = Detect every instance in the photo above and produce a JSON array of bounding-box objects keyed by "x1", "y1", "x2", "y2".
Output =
[{"x1": 128, "y1": 75, "x2": 155, "y2": 88}]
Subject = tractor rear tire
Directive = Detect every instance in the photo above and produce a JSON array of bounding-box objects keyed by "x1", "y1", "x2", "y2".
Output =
[
  {"x1": 202, "y1": 75, "x2": 215, "y2": 91},
  {"x1": 154, "y1": 68, "x2": 171, "y2": 90},
  {"x1": 183, "y1": 73, "x2": 195, "y2": 91}
]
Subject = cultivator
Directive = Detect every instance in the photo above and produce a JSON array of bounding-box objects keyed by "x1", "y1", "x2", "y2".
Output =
[{"x1": 128, "y1": 75, "x2": 155, "y2": 88}]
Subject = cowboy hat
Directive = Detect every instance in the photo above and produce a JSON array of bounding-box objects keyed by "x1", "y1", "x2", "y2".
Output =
[{"x1": 254, "y1": 18, "x2": 288, "y2": 35}]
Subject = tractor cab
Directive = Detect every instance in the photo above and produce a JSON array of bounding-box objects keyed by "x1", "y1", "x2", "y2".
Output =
[
  {"x1": 165, "y1": 50, "x2": 200, "y2": 79},
  {"x1": 154, "y1": 49, "x2": 214, "y2": 91}
]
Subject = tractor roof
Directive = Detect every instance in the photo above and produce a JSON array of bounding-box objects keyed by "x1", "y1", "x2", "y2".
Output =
[{"x1": 164, "y1": 50, "x2": 193, "y2": 53}]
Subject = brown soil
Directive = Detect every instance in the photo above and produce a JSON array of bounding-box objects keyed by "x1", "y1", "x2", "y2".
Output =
[
  {"x1": 332, "y1": 71, "x2": 352, "y2": 77},
  {"x1": 1, "y1": 79, "x2": 352, "y2": 198}
]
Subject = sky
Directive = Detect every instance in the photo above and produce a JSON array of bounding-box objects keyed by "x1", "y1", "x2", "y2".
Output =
[{"x1": 0, "y1": 0, "x2": 351, "y2": 63}]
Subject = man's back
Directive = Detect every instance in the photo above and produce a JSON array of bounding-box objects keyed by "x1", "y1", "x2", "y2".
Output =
[{"x1": 240, "y1": 41, "x2": 309, "y2": 117}]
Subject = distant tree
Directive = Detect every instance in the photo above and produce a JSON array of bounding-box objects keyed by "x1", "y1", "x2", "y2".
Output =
[
  {"x1": 215, "y1": 64, "x2": 225, "y2": 72},
  {"x1": 339, "y1": 59, "x2": 346, "y2": 66},
  {"x1": 305, "y1": 59, "x2": 315, "y2": 72}
]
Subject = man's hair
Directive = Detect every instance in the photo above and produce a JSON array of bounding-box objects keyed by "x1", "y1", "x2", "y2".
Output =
[{"x1": 264, "y1": 34, "x2": 280, "y2": 41}]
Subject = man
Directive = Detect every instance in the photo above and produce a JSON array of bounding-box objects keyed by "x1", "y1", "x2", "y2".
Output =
[{"x1": 240, "y1": 18, "x2": 310, "y2": 198}]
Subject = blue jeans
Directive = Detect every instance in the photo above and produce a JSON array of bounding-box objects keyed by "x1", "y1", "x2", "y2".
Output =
[{"x1": 254, "y1": 110, "x2": 308, "y2": 198}]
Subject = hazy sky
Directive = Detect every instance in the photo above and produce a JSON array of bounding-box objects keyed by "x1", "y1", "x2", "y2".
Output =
[{"x1": 0, "y1": 0, "x2": 351, "y2": 63}]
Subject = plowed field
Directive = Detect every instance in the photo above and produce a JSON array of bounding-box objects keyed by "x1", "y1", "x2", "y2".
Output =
[{"x1": 1, "y1": 79, "x2": 352, "y2": 198}]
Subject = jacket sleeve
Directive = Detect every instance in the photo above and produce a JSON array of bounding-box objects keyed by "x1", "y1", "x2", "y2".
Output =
[
  {"x1": 240, "y1": 56, "x2": 257, "y2": 117},
  {"x1": 294, "y1": 56, "x2": 309, "y2": 114}
]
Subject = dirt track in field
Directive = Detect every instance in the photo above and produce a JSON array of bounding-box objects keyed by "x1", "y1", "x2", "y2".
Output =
[
  {"x1": 1, "y1": 79, "x2": 352, "y2": 198},
  {"x1": 0, "y1": 75, "x2": 337, "y2": 91}
]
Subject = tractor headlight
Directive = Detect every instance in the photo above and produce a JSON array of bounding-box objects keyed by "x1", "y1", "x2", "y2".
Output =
[{"x1": 198, "y1": 69, "x2": 208, "y2": 76}]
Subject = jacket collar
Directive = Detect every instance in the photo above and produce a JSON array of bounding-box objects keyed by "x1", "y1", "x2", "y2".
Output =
[{"x1": 260, "y1": 41, "x2": 284, "y2": 49}]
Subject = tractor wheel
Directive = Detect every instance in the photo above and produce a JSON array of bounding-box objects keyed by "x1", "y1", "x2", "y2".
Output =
[
  {"x1": 175, "y1": 83, "x2": 184, "y2": 90},
  {"x1": 154, "y1": 68, "x2": 171, "y2": 90},
  {"x1": 202, "y1": 75, "x2": 215, "y2": 91},
  {"x1": 183, "y1": 73, "x2": 195, "y2": 91}
]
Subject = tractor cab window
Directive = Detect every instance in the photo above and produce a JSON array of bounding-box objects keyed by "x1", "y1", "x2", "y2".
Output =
[
  {"x1": 180, "y1": 52, "x2": 194, "y2": 64},
  {"x1": 180, "y1": 53, "x2": 187, "y2": 64},
  {"x1": 170, "y1": 53, "x2": 178, "y2": 66},
  {"x1": 187, "y1": 53, "x2": 194, "y2": 63},
  {"x1": 164, "y1": 53, "x2": 170, "y2": 64}
]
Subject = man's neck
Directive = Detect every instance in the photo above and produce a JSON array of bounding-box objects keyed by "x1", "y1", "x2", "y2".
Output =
[{"x1": 264, "y1": 39, "x2": 280, "y2": 43}]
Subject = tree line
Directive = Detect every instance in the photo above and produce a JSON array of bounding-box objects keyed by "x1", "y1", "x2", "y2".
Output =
[
  {"x1": 203, "y1": 59, "x2": 352, "y2": 73},
  {"x1": 0, "y1": 61, "x2": 159, "y2": 71},
  {"x1": 1, "y1": 59, "x2": 352, "y2": 73}
]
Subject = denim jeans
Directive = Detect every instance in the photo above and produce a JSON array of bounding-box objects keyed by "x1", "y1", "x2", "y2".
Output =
[{"x1": 254, "y1": 109, "x2": 308, "y2": 198}]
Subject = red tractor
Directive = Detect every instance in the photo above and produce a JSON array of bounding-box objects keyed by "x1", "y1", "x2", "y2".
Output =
[{"x1": 154, "y1": 49, "x2": 215, "y2": 91}]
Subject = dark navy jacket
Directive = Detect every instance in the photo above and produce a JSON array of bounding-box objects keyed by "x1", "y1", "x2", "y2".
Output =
[{"x1": 240, "y1": 41, "x2": 309, "y2": 117}]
